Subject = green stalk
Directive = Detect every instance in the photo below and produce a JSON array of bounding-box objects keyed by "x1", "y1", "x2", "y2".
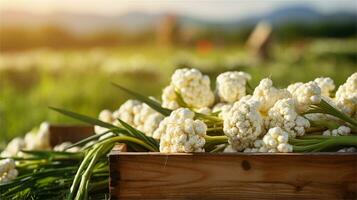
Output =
[
  {"x1": 196, "y1": 112, "x2": 223, "y2": 123},
  {"x1": 293, "y1": 136, "x2": 357, "y2": 152},
  {"x1": 88, "y1": 179, "x2": 108, "y2": 192},
  {"x1": 289, "y1": 138, "x2": 324, "y2": 145},
  {"x1": 68, "y1": 148, "x2": 97, "y2": 199},
  {"x1": 207, "y1": 127, "x2": 223, "y2": 132},
  {"x1": 68, "y1": 135, "x2": 157, "y2": 200},
  {"x1": 104, "y1": 135, "x2": 158, "y2": 152},
  {"x1": 175, "y1": 90, "x2": 190, "y2": 108},
  {"x1": 205, "y1": 135, "x2": 228, "y2": 144},
  {"x1": 306, "y1": 99, "x2": 357, "y2": 128},
  {"x1": 75, "y1": 145, "x2": 107, "y2": 200}
]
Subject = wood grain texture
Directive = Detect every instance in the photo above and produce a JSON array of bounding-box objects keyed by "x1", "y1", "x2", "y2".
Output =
[
  {"x1": 109, "y1": 152, "x2": 357, "y2": 200},
  {"x1": 49, "y1": 125, "x2": 94, "y2": 147}
]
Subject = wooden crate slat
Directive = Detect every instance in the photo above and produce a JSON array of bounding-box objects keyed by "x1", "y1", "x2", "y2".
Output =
[
  {"x1": 109, "y1": 152, "x2": 357, "y2": 200},
  {"x1": 49, "y1": 125, "x2": 94, "y2": 147}
]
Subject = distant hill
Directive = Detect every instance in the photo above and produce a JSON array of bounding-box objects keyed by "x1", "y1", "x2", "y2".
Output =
[
  {"x1": 1, "y1": 5, "x2": 356, "y2": 34},
  {"x1": 0, "y1": 5, "x2": 357, "y2": 34}
]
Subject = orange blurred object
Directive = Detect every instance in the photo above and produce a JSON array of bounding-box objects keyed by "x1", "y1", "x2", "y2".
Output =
[{"x1": 196, "y1": 40, "x2": 213, "y2": 54}]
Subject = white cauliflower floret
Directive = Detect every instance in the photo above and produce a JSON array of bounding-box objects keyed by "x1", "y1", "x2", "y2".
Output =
[
  {"x1": 223, "y1": 98, "x2": 264, "y2": 151},
  {"x1": 112, "y1": 99, "x2": 142, "y2": 126},
  {"x1": 265, "y1": 98, "x2": 310, "y2": 138},
  {"x1": 216, "y1": 71, "x2": 251, "y2": 103},
  {"x1": 244, "y1": 140, "x2": 264, "y2": 153},
  {"x1": 337, "y1": 147, "x2": 356, "y2": 152},
  {"x1": 287, "y1": 82, "x2": 303, "y2": 94},
  {"x1": 334, "y1": 73, "x2": 357, "y2": 117},
  {"x1": 288, "y1": 81, "x2": 321, "y2": 112},
  {"x1": 1, "y1": 137, "x2": 26, "y2": 157},
  {"x1": 0, "y1": 159, "x2": 18, "y2": 183},
  {"x1": 162, "y1": 68, "x2": 215, "y2": 109},
  {"x1": 162, "y1": 85, "x2": 180, "y2": 109},
  {"x1": 314, "y1": 77, "x2": 335, "y2": 97},
  {"x1": 134, "y1": 104, "x2": 164, "y2": 137},
  {"x1": 96, "y1": 100, "x2": 164, "y2": 137},
  {"x1": 24, "y1": 122, "x2": 51, "y2": 151},
  {"x1": 253, "y1": 78, "x2": 291, "y2": 114},
  {"x1": 94, "y1": 109, "x2": 114, "y2": 134},
  {"x1": 53, "y1": 142, "x2": 81, "y2": 152},
  {"x1": 245, "y1": 127, "x2": 293, "y2": 153},
  {"x1": 2, "y1": 122, "x2": 51, "y2": 157},
  {"x1": 110, "y1": 100, "x2": 164, "y2": 137},
  {"x1": 262, "y1": 127, "x2": 293, "y2": 153},
  {"x1": 153, "y1": 108, "x2": 207, "y2": 152},
  {"x1": 212, "y1": 103, "x2": 232, "y2": 119},
  {"x1": 322, "y1": 125, "x2": 351, "y2": 136}
]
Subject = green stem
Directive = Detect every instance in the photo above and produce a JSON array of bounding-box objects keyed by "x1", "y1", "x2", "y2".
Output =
[
  {"x1": 75, "y1": 145, "x2": 108, "y2": 200},
  {"x1": 307, "y1": 99, "x2": 357, "y2": 128},
  {"x1": 207, "y1": 127, "x2": 224, "y2": 132},
  {"x1": 74, "y1": 135, "x2": 156, "y2": 199},
  {"x1": 293, "y1": 136, "x2": 357, "y2": 152},
  {"x1": 205, "y1": 135, "x2": 228, "y2": 146},
  {"x1": 106, "y1": 136, "x2": 158, "y2": 152},
  {"x1": 68, "y1": 148, "x2": 96, "y2": 200},
  {"x1": 290, "y1": 138, "x2": 323, "y2": 145},
  {"x1": 68, "y1": 135, "x2": 157, "y2": 199},
  {"x1": 195, "y1": 112, "x2": 223, "y2": 123}
]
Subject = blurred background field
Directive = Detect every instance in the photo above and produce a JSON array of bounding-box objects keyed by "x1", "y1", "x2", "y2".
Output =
[{"x1": 0, "y1": 0, "x2": 356, "y2": 146}]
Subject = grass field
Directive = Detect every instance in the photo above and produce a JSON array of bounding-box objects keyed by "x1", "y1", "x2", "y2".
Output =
[{"x1": 0, "y1": 38, "x2": 356, "y2": 146}]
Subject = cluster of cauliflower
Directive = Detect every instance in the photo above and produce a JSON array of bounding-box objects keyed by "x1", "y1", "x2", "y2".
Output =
[
  {"x1": 154, "y1": 68, "x2": 355, "y2": 153},
  {"x1": 334, "y1": 73, "x2": 357, "y2": 117},
  {"x1": 223, "y1": 98, "x2": 263, "y2": 151},
  {"x1": 244, "y1": 127, "x2": 292, "y2": 153},
  {"x1": 1, "y1": 122, "x2": 51, "y2": 157},
  {"x1": 322, "y1": 125, "x2": 351, "y2": 136},
  {"x1": 153, "y1": 108, "x2": 207, "y2": 153},
  {"x1": 94, "y1": 68, "x2": 354, "y2": 153},
  {"x1": 287, "y1": 81, "x2": 322, "y2": 113},
  {"x1": 253, "y1": 78, "x2": 291, "y2": 114},
  {"x1": 265, "y1": 98, "x2": 310, "y2": 138},
  {"x1": 3, "y1": 68, "x2": 355, "y2": 156},
  {"x1": 94, "y1": 99, "x2": 164, "y2": 138},
  {"x1": 1, "y1": 122, "x2": 83, "y2": 157},
  {"x1": 0, "y1": 159, "x2": 18, "y2": 183},
  {"x1": 162, "y1": 68, "x2": 215, "y2": 109},
  {"x1": 216, "y1": 71, "x2": 251, "y2": 103}
]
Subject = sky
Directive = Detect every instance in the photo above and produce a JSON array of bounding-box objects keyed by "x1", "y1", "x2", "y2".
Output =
[{"x1": 0, "y1": 0, "x2": 356, "y2": 21}]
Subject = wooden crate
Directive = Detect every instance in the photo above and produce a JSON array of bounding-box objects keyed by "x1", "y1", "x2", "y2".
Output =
[
  {"x1": 48, "y1": 125, "x2": 94, "y2": 147},
  {"x1": 108, "y1": 151, "x2": 357, "y2": 200}
]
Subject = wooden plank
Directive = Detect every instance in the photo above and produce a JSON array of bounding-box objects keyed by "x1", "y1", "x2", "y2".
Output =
[
  {"x1": 49, "y1": 125, "x2": 94, "y2": 147},
  {"x1": 109, "y1": 153, "x2": 357, "y2": 200}
]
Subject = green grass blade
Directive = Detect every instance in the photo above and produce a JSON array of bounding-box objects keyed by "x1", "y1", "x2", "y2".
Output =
[
  {"x1": 49, "y1": 107, "x2": 117, "y2": 129},
  {"x1": 20, "y1": 150, "x2": 83, "y2": 160},
  {"x1": 111, "y1": 82, "x2": 172, "y2": 116},
  {"x1": 64, "y1": 128, "x2": 125, "y2": 150}
]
